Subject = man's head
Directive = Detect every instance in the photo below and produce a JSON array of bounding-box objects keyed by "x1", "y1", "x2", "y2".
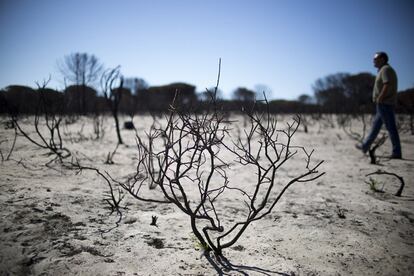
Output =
[{"x1": 373, "y1": 52, "x2": 389, "y2": 68}]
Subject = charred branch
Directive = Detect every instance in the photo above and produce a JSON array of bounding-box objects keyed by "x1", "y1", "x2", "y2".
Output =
[{"x1": 366, "y1": 170, "x2": 405, "y2": 197}]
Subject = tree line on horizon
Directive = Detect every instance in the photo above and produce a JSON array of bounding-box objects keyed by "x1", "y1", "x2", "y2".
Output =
[{"x1": 1, "y1": 52, "x2": 413, "y2": 115}]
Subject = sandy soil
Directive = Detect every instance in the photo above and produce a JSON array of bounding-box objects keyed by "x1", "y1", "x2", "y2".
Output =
[{"x1": 0, "y1": 114, "x2": 413, "y2": 276}]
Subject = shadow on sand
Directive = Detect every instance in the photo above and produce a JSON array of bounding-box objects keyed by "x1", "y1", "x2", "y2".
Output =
[
  {"x1": 376, "y1": 155, "x2": 414, "y2": 162},
  {"x1": 204, "y1": 251, "x2": 291, "y2": 276}
]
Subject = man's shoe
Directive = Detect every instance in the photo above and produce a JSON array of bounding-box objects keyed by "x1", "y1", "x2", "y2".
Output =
[
  {"x1": 355, "y1": 143, "x2": 367, "y2": 153},
  {"x1": 390, "y1": 154, "x2": 402, "y2": 159}
]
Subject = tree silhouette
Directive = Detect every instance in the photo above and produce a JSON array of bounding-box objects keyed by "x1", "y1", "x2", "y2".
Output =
[
  {"x1": 142, "y1": 83, "x2": 197, "y2": 112},
  {"x1": 58, "y1": 52, "x2": 103, "y2": 114},
  {"x1": 397, "y1": 88, "x2": 414, "y2": 134},
  {"x1": 313, "y1": 72, "x2": 374, "y2": 113},
  {"x1": 123, "y1": 77, "x2": 149, "y2": 95},
  {"x1": 200, "y1": 87, "x2": 224, "y2": 102},
  {"x1": 343, "y1": 73, "x2": 374, "y2": 112},
  {"x1": 232, "y1": 87, "x2": 255, "y2": 102},
  {"x1": 63, "y1": 85, "x2": 98, "y2": 114},
  {"x1": 0, "y1": 85, "x2": 37, "y2": 114},
  {"x1": 297, "y1": 94, "x2": 313, "y2": 104}
]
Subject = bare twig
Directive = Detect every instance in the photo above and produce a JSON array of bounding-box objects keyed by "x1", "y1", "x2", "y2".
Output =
[
  {"x1": 71, "y1": 160, "x2": 125, "y2": 222},
  {"x1": 105, "y1": 143, "x2": 120, "y2": 164},
  {"x1": 8, "y1": 78, "x2": 71, "y2": 164},
  {"x1": 366, "y1": 170, "x2": 405, "y2": 196},
  {"x1": 368, "y1": 133, "x2": 387, "y2": 164},
  {"x1": 5, "y1": 127, "x2": 18, "y2": 161},
  {"x1": 101, "y1": 66, "x2": 124, "y2": 144}
]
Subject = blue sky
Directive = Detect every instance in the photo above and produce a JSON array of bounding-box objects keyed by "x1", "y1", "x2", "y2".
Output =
[{"x1": 1, "y1": 0, "x2": 413, "y2": 100}]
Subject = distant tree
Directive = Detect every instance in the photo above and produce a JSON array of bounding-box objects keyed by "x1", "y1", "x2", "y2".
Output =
[
  {"x1": 297, "y1": 94, "x2": 313, "y2": 104},
  {"x1": 0, "y1": 85, "x2": 37, "y2": 114},
  {"x1": 343, "y1": 73, "x2": 374, "y2": 111},
  {"x1": 313, "y1": 73, "x2": 349, "y2": 92},
  {"x1": 123, "y1": 77, "x2": 149, "y2": 117},
  {"x1": 63, "y1": 85, "x2": 98, "y2": 114},
  {"x1": 313, "y1": 73, "x2": 348, "y2": 108},
  {"x1": 267, "y1": 99, "x2": 314, "y2": 114},
  {"x1": 199, "y1": 87, "x2": 223, "y2": 101},
  {"x1": 124, "y1": 77, "x2": 149, "y2": 95},
  {"x1": 397, "y1": 88, "x2": 414, "y2": 110},
  {"x1": 58, "y1": 52, "x2": 103, "y2": 114},
  {"x1": 118, "y1": 87, "x2": 136, "y2": 117},
  {"x1": 232, "y1": 87, "x2": 255, "y2": 102},
  {"x1": 397, "y1": 88, "x2": 414, "y2": 134},
  {"x1": 315, "y1": 87, "x2": 347, "y2": 112},
  {"x1": 144, "y1": 82, "x2": 197, "y2": 112},
  {"x1": 313, "y1": 72, "x2": 375, "y2": 113},
  {"x1": 37, "y1": 87, "x2": 64, "y2": 115},
  {"x1": 167, "y1": 83, "x2": 197, "y2": 107},
  {"x1": 0, "y1": 89, "x2": 6, "y2": 114},
  {"x1": 1, "y1": 83, "x2": 66, "y2": 115}
]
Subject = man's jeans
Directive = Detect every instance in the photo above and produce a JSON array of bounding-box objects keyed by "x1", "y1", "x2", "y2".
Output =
[{"x1": 362, "y1": 103, "x2": 402, "y2": 157}]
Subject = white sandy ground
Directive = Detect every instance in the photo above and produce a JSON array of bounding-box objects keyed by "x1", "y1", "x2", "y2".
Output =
[{"x1": 0, "y1": 114, "x2": 413, "y2": 276}]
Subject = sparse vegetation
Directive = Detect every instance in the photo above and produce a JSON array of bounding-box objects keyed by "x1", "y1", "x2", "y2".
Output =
[
  {"x1": 365, "y1": 177, "x2": 385, "y2": 193},
  {"x1": 108, "y1": 62, "x2": 325, "y2": 264}
]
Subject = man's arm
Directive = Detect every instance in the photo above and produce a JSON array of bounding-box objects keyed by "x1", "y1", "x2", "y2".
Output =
[{"x1": 377, "y1": 82, "x2": 389, "y2": 103}]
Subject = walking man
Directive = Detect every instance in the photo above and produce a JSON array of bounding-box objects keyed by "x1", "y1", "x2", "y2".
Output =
[{"x1": 356, "y1": 52, "x2": 402, "y2": 158}]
